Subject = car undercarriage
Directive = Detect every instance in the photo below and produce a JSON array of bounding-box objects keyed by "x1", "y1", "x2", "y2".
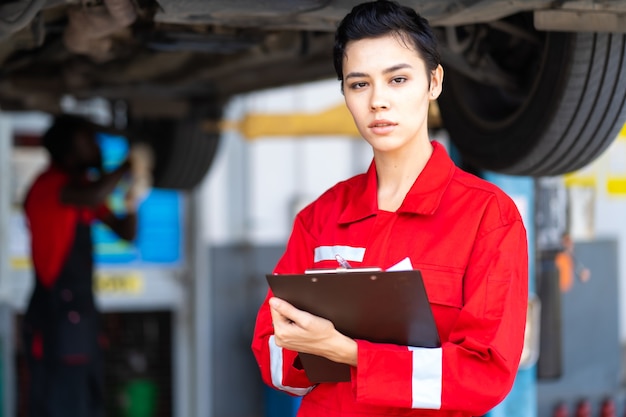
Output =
[{"x1": 2, "y1": 0, "x2": 626, "y2": 187}]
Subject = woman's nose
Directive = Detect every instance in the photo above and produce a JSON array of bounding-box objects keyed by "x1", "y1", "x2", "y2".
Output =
[
  {"x1": 370, "y1": 86, "x2": 389, "y2": 110},
  {"x1": 370, "y1": 101, "x2": 389, "y2": 110}
]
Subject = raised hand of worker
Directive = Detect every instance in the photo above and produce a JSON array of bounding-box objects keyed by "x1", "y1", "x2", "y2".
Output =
[
  {"x1": 125, "y1": 142, "x2": 154, "y2": 212},
  {"x1": 269, "y1": 297, "x2": 357, "y2": 366}
]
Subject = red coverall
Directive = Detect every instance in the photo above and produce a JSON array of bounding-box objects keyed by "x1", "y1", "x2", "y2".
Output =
[{"x1": 252, "y1": 141, "x2": 529, "y2": 417}]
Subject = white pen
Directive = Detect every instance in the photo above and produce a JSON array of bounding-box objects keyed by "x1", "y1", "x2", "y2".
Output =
[{"x1": 335, "y1": 254, "x2": 352, "y2": 269}]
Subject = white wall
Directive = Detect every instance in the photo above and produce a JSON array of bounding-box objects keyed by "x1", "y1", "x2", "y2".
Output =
[{"x1": 201, "y1": 79, "x2": 372, "y2": 245}]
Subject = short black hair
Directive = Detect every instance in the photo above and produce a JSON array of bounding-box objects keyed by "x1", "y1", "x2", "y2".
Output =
[
  {"x1": 41, "y1": 114, "x2": 95, "y2": 164},
  {"x1": 333, "y1": 0, "x2": 440, "y2": 86}
]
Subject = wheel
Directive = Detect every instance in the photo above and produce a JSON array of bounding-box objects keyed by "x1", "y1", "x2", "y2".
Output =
[
  {"x1": 437, "y1": 16, "x2": 626, "y2": 176},
  {"x1": 127, "y1": 116, "x2": 220, "y2": 190}
]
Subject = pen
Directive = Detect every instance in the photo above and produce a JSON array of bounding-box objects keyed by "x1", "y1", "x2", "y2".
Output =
[{"x1": 335, "y1": 254, "x2": 352, "y2": 269}]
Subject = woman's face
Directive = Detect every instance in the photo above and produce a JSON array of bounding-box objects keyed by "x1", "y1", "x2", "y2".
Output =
[{"x1": 342, "y1": 34, "x2": 442, "y2": 156}]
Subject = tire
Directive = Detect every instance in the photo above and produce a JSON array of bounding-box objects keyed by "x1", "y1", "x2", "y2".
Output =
[
  {"x1": 438, "y1": 27, "x2": 626, "y2": 176},
  {"x1": 128, "y1": 117, "x2": 220, "y2": 190}
]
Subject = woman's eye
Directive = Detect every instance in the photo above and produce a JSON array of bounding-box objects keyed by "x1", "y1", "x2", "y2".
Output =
[
  {"x1": 350, "y1": 81, "x2": 367, "y2": 89},
  {"x1": 391, "y1": 77, "x2": 407, "y2": 84}
]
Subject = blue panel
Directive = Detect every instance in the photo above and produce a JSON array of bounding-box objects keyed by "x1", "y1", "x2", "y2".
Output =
[
  {"x1": 92, "y1": 133, "x2": 184, "y2": 266},
  {"x1": 97, "y1": 133, "x2": 129, "y2": 170},
  {"x1": 135, "y1": 190, "x2": 183, "y2": 264},
  {"x1": 264, "y1": 388, "x2": 301, "y2": 417},
  {"x1": 488, "y1": 368, "x2": 537, "y2": 417}
]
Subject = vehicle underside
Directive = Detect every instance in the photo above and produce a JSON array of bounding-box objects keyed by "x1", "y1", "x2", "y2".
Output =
[{"x1": 2, "y1": 0, "x2": 626, "y2": 188}]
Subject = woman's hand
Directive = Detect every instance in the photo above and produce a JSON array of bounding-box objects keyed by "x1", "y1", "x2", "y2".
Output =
[{"x1": 269, "y1": 297, "x2": 358, "y2": 366}]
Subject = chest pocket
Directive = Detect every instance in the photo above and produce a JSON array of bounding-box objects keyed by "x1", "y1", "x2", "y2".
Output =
[
  {"x1": 420, "y1": 267, "x2": 463, "y2": 308},
  {"x1": 419, "y1": 267, "x2": 463, "y2": 342}
]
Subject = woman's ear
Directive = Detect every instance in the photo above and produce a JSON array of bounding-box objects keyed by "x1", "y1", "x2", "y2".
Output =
[{"x1": 429, "y1": 64, "x2": 444, "y2": 100}]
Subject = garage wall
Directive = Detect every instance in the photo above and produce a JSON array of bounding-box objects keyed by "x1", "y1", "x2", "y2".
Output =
[
  {"x1": 208, "y1": 244, "x2": 285, "y2": 416},
  {"x1": 564, "y1": 128, "x2": 626, "y2": 341}
]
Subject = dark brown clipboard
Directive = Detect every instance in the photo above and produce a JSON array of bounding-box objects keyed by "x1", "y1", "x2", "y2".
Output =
[{"x1": 266, "y1": 269, "x2": 441, "y2": 383}]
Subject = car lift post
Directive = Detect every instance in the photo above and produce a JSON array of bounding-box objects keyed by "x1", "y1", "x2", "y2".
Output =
[{"x1": 0, "y1": 114, "x2": 15, "y2": 417}]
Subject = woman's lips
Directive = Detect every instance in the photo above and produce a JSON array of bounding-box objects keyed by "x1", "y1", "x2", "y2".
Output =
[{"x1": 368, "y1": 120, "x2": 397, "y2": 135}]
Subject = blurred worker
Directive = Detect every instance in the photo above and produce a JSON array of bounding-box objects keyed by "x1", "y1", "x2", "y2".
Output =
[
  {"x1": 21, "y1": 114, "x2": 150, "y2": 417},
  {"x1": 555, "y1": 232, "x2": 591, "y2": 292}
]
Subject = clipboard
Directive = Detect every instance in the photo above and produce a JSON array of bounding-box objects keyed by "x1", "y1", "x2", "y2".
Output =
[{"x1": 266, "y1": 269, "x2": 440, "y2": 383}]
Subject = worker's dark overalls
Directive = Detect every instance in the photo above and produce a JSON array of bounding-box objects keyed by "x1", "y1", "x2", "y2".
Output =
[{"x1": 23, "y1": 220, "x2": 104, "y2": 417}]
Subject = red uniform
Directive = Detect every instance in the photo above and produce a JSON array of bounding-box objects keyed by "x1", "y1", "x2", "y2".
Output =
[
  {"x1": 252, "y1": 142, "x2": 528, "y2": 416},
  {"x1": 24, "y1": 165, "x2": 110, "y2": 289}
]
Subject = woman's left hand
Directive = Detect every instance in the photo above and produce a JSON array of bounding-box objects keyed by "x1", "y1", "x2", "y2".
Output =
[{"x1": 269, "y1": 297, "x2": 358, "y2": 366}]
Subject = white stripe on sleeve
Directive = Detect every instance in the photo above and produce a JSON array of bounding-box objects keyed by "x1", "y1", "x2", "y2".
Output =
[
  {"x1": 269, "y1": 336, "x2": 314, "y2": 396},
  {"x1": 409, "y1": 346, "x2": 443, "y2": 409},
  {"x1": 314, "y1": 245, "x2": 365, "y2": 263}
]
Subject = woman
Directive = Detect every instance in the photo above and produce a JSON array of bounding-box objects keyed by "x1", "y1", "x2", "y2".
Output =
[{"x1": 251, "y1": 1, "x2": 528, "y2": 415}]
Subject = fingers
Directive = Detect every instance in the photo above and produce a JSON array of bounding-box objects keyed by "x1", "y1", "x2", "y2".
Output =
[
  {"x1": 269, "y1": 297, "x2": 336, "y2": 337},
  {"x1": 269, "y1": 298, "x2": 310, "y2": 351},
  {"x1": 269, "y1": 297, "x2": 341, "y2": 357},
  {"x1": 269, "y1": 297, "x2": 301, "y2": 327},
  {"x1": 269, "y1": 298, "x2": 296, "y2": 349},
  {"x1": 269, "y1": 297, "x2": 292, "y2": 317}
]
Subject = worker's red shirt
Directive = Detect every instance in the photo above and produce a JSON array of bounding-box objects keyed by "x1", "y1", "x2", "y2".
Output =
[
  {"x1": 252, "y1": 141, "x2": 529, "y2": 416},
  {"x1": 23, "y1": 165, "x2": 110, "y2": 288}
]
